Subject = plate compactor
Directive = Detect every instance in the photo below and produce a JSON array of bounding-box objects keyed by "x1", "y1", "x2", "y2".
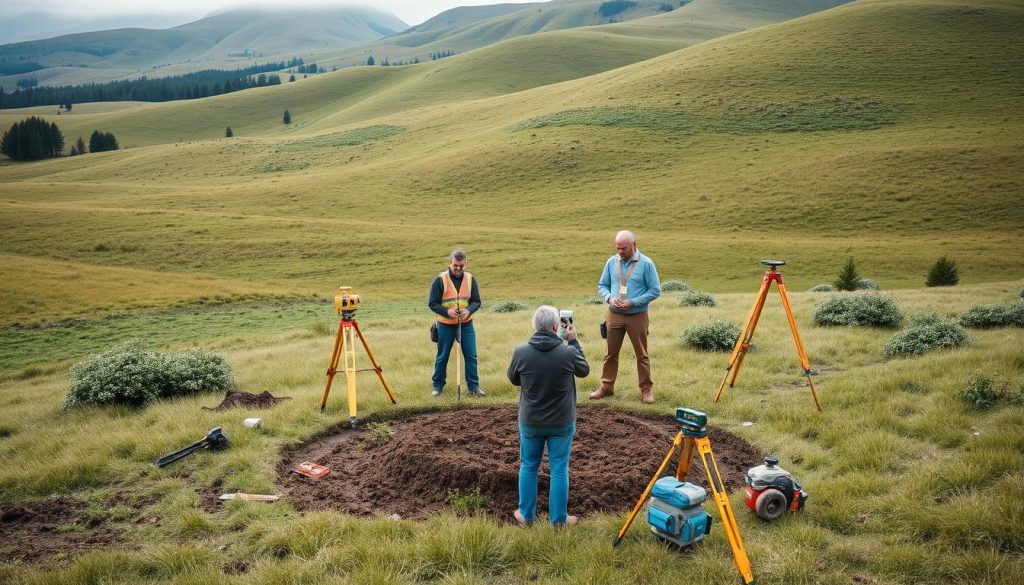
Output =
[{"x1": 744, "y1": 456, "x2": 807, "y2": 521}]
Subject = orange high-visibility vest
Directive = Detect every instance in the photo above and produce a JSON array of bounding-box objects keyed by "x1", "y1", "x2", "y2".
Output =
[{"x1": 436, "y1": 270, "x2": 473, "y2": 325}]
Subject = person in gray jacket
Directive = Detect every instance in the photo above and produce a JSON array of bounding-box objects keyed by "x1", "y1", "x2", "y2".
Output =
[{"x1": 507, "y1": 305, "x2": 590, "y2": 526}]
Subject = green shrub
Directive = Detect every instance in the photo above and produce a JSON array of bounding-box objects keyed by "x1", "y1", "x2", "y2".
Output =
[
  {"x1": 447, "y1": 487, "x2": 487, "y2": 515},
  {"x1": 680, "y1": 319, "x2": 741, "y2": 351},
  {"x1": 1018, "y1": 287, "x2": 1024, "y2": 301},
  {"x1": 678, "y1": 290, "x2": 715, "y2": 307},
  {"x1": 489, "y1": 300, "x2": 528, "y2": 313},
  {"x1": 308, "y1": 319, "x2": 333, "y2": 336},
  {"x1": 926, "y1": 256, "x2": 959, "y2": 287},
  {"x1": 812, "y1": 294, "x2": 903, "y2": 327},
  {"x1": 961, "y1": 374, "x2": 997, "y2": 409},
  {"x1": 810, "y1": 284, "x2": 836, "y2": 292},
  {"x1": 834, "y1": 258, "x2": 860, "y2": 291},
  {"x1": 365, "y1": 422, "x2": 395, "y2": 442},
  {"x1": 959, "y1": 303, "x2": 1024, "y2": 329},
  {"x1": 585, "y1": 295, "x2": 605, "y2": 305},
  {"x1": 855, "y1": 278, "x2": 880, "y2": 291},
  {"x1": 65, "y1": 342, "x2": 233, "y2": 408},
  {"x1": 662, "y1": 280, "x2": 689, "y2": 292},
  {"x1": 882, "y1": 314, "x2": 969, "y2": 358}
]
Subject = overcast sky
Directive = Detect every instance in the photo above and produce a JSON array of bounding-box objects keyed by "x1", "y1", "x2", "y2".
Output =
[{"x1": 0, "y1": 0, "x2": 544, "y2": 26}]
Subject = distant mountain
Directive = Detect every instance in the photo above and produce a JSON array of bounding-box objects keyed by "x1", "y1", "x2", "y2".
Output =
[
  {"x1": 0, "y1": 6, "x2": 408, "y2": 87},
  {"x1": 0, "y1": 10, "x2": 201, "y2": 45}
]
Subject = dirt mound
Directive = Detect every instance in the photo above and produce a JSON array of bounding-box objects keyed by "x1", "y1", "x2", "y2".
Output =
[
  {"x1": 203, "y1": 389, "x2": 290, "y2": 411},
  {"x1": 280, "y1": 405, "x2": 762, "y2": 521},
  {"x1": 0, "y1": 497, "x2": 122, "y2": 563}
]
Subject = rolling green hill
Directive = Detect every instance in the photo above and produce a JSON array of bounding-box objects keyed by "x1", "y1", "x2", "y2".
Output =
[
  {"x1": 0, "y1": 6, "x2": 408, "y2": 89},
  {"x1": 0, "y1": 0, "x2": 1021, "y2": 329}
]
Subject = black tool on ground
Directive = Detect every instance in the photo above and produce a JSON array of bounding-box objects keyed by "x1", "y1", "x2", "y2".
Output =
[{"x1": 155, "y1": 427, "x2": 230, "y2": 468}]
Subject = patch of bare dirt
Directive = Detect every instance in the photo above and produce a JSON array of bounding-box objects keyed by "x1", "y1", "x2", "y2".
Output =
[
  {"x1": 278, "y1": 404, "x2": 763, "y2": 521},
  {"x1": 0, "y1": 497, "x2": 122, "y2": 563},
  {"x1": 203, "y1": 389, "x2": 290, "y2": 412}
]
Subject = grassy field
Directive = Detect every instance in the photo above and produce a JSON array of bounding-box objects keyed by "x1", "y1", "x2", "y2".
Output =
[
  {"x1": 0, "y1": 283, "x2": 1022, "y2": 583},
  {"x1": 1, "y1": 0, "x2": 1022, "y2": 581}
]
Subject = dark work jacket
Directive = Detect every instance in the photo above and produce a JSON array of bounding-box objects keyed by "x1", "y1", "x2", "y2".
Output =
[{"x1": 507, "y1": 330, "x2": 590, "y2": 428}]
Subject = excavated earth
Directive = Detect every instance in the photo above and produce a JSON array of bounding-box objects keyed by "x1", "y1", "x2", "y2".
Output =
[{"x1": 280, "y1": 404, "x2": 762, "y2": 521}]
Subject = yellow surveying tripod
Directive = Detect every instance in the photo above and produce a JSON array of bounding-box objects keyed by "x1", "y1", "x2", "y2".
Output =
[
  {"x1": 319, "y1": 287, "x2": 397, "y2": 428},
  {"x1": 613, "y1": 408, "x2": 756, "y2": 585},
  {"x1": 714, "y1": 260, "x2": 821, "y2": 411}
]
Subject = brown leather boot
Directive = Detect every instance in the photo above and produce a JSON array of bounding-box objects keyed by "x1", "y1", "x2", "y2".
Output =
[
  {"x1": 641, "y1": 389, "x2": 654, "y2": 404},
  {"x1": 589, "y1": 388, "x2": 614, "y2": 400}
]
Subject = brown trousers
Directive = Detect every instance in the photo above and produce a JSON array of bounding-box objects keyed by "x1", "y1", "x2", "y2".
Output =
[{"x1": 600, "y1": 311, "x2": 652, "y2": 393}]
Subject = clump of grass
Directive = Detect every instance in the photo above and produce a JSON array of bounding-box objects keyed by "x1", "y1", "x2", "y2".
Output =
[
  {"x1": 365, "y1": 422, "x2": 395, "y2": 442},
  {"x1": 1018, "y1": 287, "x2": 1024, "y2": 301},
  {"x1": 490, "y1": 300, "x2": 528, "y2": 313},
  {"x1": 883, "y1": 314, "x2": 969, "y2": 358},
  {"x1": 960, "y1": 373, "x2": 1023, "y2": 409},
  {"x1": 959, "y1": 303, "x2": 1024, "y2": 328},
  {"x1": 446, "y1": 487, "x2": 488, "y2": 515},
  {"x1": 812, "y1": 293, "x2": 903, "y2": 327},
  {"x1": 662, "y1": 280, "x2": 689, "y2": 292},
  {"x1": 678, "y1": 290, "x2": 715, "y2": 307},
  {"x1": 280, "y1": 125, "x2": 406, "y2": 151},
  {"x1": 810, "y1": 284, "x2": 836, "y2": 292},
  {"x1": 680, "y1": 319, "x2": 741, "y2": 351},
  {"x1": 64, "y1": 342, "x2": 233, "y2": 408},
  {"x1": 584, "y1": 295, "x2": 605, "y2": 305},
  {"x1": 308, "y1": 319, "x2": 334, "y2": 336}
]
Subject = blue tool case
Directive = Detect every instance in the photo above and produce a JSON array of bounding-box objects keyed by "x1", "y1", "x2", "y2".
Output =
[{"x1": 647, "y1": 477, "x2": 712, "y2": 547}]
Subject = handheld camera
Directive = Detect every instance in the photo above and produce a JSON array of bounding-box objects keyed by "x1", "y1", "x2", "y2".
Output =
[{"x1": 558, "y1": 310, "x2": 574, "y2": 339}]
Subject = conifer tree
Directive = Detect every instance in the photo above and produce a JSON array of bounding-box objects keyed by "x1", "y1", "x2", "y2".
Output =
[
  {"x1": 834, "y1": 258, "x2": 860, "y2": 291},
  {"x1": 926, "y1": 256, "x2": 959, "y2": 287},
  {"x1": 283, "y1": 109, "x2": 291, "y2": 124},
  {"x1": 225, "y1": 126, "x2": 233, "y2": 138}
]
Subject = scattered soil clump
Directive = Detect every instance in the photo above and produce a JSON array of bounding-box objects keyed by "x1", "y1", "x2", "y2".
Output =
[
  {"x1": 280, "y1": 404, "x2": 762, "y2": 521},
  {"x1": 0, "y1": 497, "x2": 122, "y2": 563},
  {"x1": 203, "y1": 389, "x2": 290, "y2": 411}
]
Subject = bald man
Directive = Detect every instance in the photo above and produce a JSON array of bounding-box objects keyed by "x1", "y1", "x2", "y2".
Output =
[{"x1": 592, "y1": 230, "x2": 661, "y2": 403}]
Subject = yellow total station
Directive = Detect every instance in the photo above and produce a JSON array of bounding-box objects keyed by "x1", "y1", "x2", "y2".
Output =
[
  {"x1": 714, "y1": 260, "x2": 821, "y2": 411},
  {"x1": 320, "y1": 287, "x2": 397, "y2": 428}
]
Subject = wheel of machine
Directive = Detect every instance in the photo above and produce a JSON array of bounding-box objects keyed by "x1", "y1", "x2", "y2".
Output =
[{"x1": 755, "y1": 488, "x2": 787, "y2": 521}]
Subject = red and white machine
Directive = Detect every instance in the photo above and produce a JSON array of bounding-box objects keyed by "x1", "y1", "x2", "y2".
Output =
[{"x1": 744, "y1": 456, "x2": 807, "y2": 521}]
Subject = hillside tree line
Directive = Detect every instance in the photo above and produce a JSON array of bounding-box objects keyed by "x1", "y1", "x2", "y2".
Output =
[
  {"x1": 0, "y1": 116, "x2": 63, "y2": 160},
  {"x1": 0, "y1": 58, "x2": 304, "y2": 109}
]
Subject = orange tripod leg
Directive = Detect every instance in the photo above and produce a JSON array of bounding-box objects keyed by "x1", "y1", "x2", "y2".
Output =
[
  {"x1": 729, "y1": 281, "x2": 771, "y2": 388},
  {"x1": 715, "y1": 280, "x2": 770, "y2": 403},
  {"x1": 352, "y1": 320, "x2": 397, "y2": 404},
  {"x1": 675, "y1": 436, "x2": 696, "y2": 481},
  {"x1": 612, "y1": 431, "x2": 683, "y2": 547},
  {"x1": 695, "y1": 436, "x2": 756, "y2": 585},
  {"x1": 320, "y1": 321, "x2": 346, "y2": 412},
  {"x1": 777, "y1": 283, "x2": 821, "y2": 411}
]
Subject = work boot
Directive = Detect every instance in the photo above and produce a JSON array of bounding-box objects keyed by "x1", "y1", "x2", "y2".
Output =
[
  {"x1": 469, "y1": 388, "x2": 486, "y2": 397},
  {"x1": 589, "y1": 388, "x2": 613, "y2": 400},
  {"x1": 431, "y1": 387, "x2": 442, "y2": 397},
  {"x1": 641, "y1": 389, "x2": 654, "y2": 404}
]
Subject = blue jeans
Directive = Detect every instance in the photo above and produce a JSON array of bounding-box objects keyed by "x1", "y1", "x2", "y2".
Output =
[
  {"x1": 432, "y1": 321, "x2": 479, "y2": 391},
  {"x1": 518, "y1": 422, "x2": 575, "y2": 525}
]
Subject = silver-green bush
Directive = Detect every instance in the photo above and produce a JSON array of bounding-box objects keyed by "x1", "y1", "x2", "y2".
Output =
[
  {"x1": 65, "y1": 342, "x2": 233, "y2": 408},
  {"x1": 585, "y1": 295, "x2": 605, "y2": 305},
  {"x1": 1018, "y1": 287, "x2": 1024, "y2": 302},
  {"x1": 662, "y1": 280, "x2": 690, "y2": 292},
  {"x1": 810, "y1": 284, "x2": 836, "y2": 292},
  {"x1": 959, "y1": 303, "x2": 1024, "y2": 328},
  {"x1": 680, "y1": 320, "x2": 741, "y2": 351},
  {"x1": 678, "y1": 290, "x2": 715, "y2": 307},
  {"x1": 855, "y1": 278, "x2": 880, "y2": 291},
  {"x1": 882, "y1": 314, "x2": 969, "y2": 358},
  {"x1": 812, "y1": 293, "x2": 903, "y2": 328},
  {"x1": 489, "y1": 300, "x2": 528, "y2": 313}
]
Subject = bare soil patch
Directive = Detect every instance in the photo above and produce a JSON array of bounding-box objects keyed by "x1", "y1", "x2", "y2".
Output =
[
  {"x1": 0, "y1": 497, "x2": 122, "y2": 563},
  {"x1": 203, "y1": 389, "x2": 290, "y2": 411},
  {"x1": 279, "y1": 404, "x2": 762, "y2": 521}
]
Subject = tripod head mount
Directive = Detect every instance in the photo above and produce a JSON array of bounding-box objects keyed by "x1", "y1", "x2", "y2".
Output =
[{"x1": 761, "y1": 259, "x2": 785, "y2": 271}]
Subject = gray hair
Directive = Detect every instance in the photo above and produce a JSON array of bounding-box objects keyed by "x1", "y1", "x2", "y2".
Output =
[
  {"x1": 449, "y1": 248, "x2": 467, "y2": 262},
  {"x1": 615, "y1": 230, "x2": 635, "y2": 243},
  {"x1": 533, "y1": 305, "x2": 559, "y2": 332}
]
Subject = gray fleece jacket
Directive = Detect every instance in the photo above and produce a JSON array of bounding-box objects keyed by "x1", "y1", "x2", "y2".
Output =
[{"x1": 507, "y1": 330, "x2": 590, "y2": 428}]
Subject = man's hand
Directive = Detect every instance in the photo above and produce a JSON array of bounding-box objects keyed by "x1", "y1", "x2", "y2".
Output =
[
  {"x1": 620, "y1": 299, "x2": 635, "y2": 309},
  {"x1": 447, "y1": 307, "x2": 460, "y2": 319},
  {"x1": 564, "y1": 322, "x2": 578, "y2": 342}
]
